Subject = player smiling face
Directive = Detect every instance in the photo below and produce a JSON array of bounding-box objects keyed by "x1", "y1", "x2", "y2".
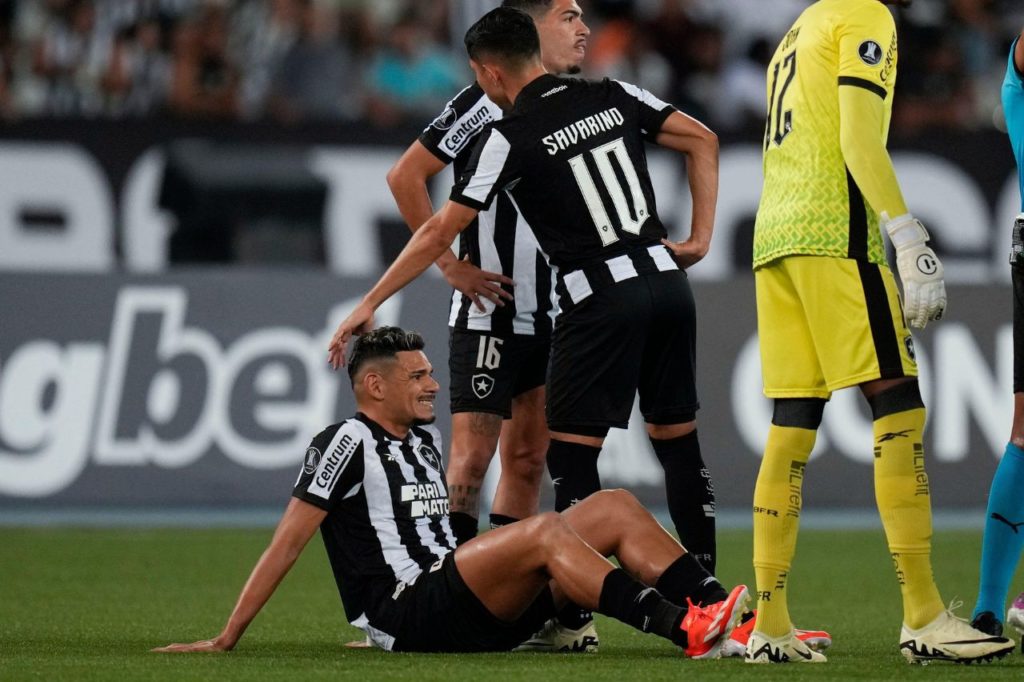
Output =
[
  {"x1": 534, "y1": 0, "x2": 589, "y2": 75},
  {"x1": 383, "y1": 350, "x2": 439, "y2": 427}
]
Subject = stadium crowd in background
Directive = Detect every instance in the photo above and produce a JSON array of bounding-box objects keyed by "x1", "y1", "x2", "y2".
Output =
[{"x1": 0, "y1": 0, "x2": 1021, "y2": 133}]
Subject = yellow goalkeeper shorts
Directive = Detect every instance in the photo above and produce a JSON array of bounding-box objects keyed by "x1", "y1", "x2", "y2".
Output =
[{"x1": 755, "y1": 255, "x2": 918, "y2": 399}]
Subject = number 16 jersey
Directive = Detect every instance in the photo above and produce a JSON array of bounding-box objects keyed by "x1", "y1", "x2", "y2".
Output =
[
  {"x1": 754, "y1": 0, "x2": 898, "y2": 270},
  {"x1": 450, "y1": 74, "x2": 675, "y2": 274}
]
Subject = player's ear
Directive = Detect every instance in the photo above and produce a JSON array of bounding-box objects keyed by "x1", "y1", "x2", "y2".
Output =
[{"x1": 363, "y1": 370, "x2": 386, "y2": 400}]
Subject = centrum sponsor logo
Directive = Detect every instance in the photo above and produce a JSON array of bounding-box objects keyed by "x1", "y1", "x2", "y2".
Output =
[{"x1": 442, "y1": 105, "x2": 495, "y2": 154}]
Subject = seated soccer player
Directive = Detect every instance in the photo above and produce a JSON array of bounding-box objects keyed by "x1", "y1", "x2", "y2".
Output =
[{"x1": 153, "y1": 326, "x2": 748, "y2": 656}]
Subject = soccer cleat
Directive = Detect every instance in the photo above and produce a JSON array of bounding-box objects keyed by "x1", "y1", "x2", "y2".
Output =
[
  {"x1": 720, "y1": 610, "x2": 832, "y2": 658},
  {"x1": 970, "y1": 611, "x2": 1003, "y2": 637},
  {"x1": 899, "y1": 606, "x2": 1015, "y2": 664},
  {"x1": 1008, "y1": 592, "x2": 1024, "y2": 635},
  {"x1": 513, "y1": 618, "x2": 599, "y2": 653},
  {"x1": 681, "y1": 584, "x2": 749, "y2": 659},
  {"x1": 744, "y1": 629, "x2": 827, "y2": 663}
]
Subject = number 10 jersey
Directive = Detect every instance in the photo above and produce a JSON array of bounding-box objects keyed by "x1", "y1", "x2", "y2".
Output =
[{"x1": 450, "y1": 74, "x2": 675, "y2": 274}]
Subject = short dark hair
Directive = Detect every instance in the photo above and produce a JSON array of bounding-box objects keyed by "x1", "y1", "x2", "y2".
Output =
[
  {"x1": 465, "y1": 7, "x2": 541, "y2": 66},
  {"x1": 500, "y1": 0, "x2": 553, "y2": 16},
  {"x1": 347, "y1": 326, "x2": 425, "y2": 384}
]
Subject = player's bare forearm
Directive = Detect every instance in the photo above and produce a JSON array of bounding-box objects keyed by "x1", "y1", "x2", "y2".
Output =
[
  {"x1": 386, "y1": 141, "x2": 459, "y2": 273},
  {"x1": 362, "y1": 202, "x2": 477, "y2": 311},
  {"x1": 656, "y1": 112, "x2": 718, "y2": 260},
  {"x1": 154, "y1": 499, "x2": 324, "y2": 653},
  {"x1": 219, "y1": 499, "x2": 324, "y2": 645}
]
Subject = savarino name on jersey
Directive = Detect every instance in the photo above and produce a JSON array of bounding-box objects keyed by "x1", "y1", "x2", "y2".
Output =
[{"x1": 542, "y1": 107, "x2": 625, "y2": 155}]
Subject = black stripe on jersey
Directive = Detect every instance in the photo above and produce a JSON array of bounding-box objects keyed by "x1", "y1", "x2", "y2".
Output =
[
  {"x1": 838, "y1": 76, "x2": 887, "y2": 99},
  {"x1": 367, "y1": 423, "x2": 438, "y2": 572},
  {"x1": 857, "y1": 261, "x2": 905, "y2": 379},
  {"x1": 846, "y1": 167, "x2": 869, "y2": 260},
  {"x1": 399, "y1": 435, "x2": 452, "y2": 555}
]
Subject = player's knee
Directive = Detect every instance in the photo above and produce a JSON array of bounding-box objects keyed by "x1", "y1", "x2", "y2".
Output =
[
  {"x1": 772, "y1": 398, "x2": 826, "y2": 430},
  {"x1": 447, "y1": 447, "x2": 493, "y2": 483},
  {"x1": 527, "y1": 511, "x2": 571, "y2": 548},
  {"x1": 866, "y1": 380, "x2": 924, "y2": 420},
  {"x1": 590, "y1": 488, "x2": 641, "y2": 513},
  {"x1": 501, "y1": 447, "x2": 547, "y2": 483}
]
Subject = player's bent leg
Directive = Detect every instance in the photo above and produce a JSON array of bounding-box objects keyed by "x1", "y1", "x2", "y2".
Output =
[
  {"x1": 492, "y1": 385, "x2": 548, "y2": 522},
  {"x1": 447, "y1": 411, "x2": 502, "y2": 544},
  {"x1": 647, "y1": 420, "x2": 717, "y2": 574},
  {"x1": 456, "y1": 511, "x2": 747, "y2": 657}
]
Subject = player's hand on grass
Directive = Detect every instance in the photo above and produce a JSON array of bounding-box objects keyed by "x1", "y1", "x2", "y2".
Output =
[
  {"x1": 883, "y1": 213, "x2": 947, "y2": 328},
  {"x1": 151, "y1": 636, "x2": 234, "y2": 653},
  {"x1": 328, "y1": 301, "x2": 375, "y2": 369},
  {"x1": 661, "y1": 237, "x2": 709, "y2": 269},
  {"x1": 441, "y1": 255, "x2": 514, "y2": 312}
]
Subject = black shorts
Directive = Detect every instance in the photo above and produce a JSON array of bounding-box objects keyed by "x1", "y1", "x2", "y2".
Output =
[
  {"x1": 547, "y1": 270, "x2": 699, "y2": 434},
  {"x1": 449, "y1": 329, "x2": 550, "y2": 418},
  {"x1": 1014, "y1": 262, "x2": 1024, "y2": 393},
  {"x1": 368, "y1": 553, "x2": 555, "y2": 652}
]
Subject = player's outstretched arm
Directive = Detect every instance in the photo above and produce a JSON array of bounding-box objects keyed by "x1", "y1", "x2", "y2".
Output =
[
  {"x1": 654, "y1": 111, "x2": 718, "y2": 268},
  {"x1": 328, "y1": 201, "x2": 480, "y2": 369},
  {"x1": 839, "y1": 86, "x2": 946, "y2": 327},
  {"x1": 152, "y1": 498, "x2": 326, "y2": 653},
  {"x1": 387, "y1": 142, "x2": 513, "y2": 312}
]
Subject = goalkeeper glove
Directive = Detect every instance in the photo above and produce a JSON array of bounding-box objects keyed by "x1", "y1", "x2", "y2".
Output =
[{"x1": 882, "y1": 212, "x2": 946, "y2": 329}]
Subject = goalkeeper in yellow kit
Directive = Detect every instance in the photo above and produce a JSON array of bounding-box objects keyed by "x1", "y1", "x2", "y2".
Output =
[{"x1": 747, "y1": 0, "x2": 1015, "y2": 664}]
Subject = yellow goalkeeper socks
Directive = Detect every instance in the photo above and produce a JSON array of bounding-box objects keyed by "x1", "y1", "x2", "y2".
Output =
[
  {"x1": 870, "y1": 384, "x2": 944, "y2": 629},
  {"x1": 753, "y1": 423, "x2": 816, "y2": 638}
]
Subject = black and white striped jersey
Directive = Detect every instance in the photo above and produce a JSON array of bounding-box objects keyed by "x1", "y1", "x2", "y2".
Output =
[
  {"x1": 292, "y1": 413, "x2": 455, "y2": 634},
  {"x1": 419, "y1": 83, "x2": 554, "y2": 337},
  {"x1": 450, "y1": 76, "x2": 681, "y2": 312}
]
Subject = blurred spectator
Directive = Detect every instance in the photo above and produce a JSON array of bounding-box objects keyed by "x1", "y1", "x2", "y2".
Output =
[
  {"x1": 717, "y1": 37, "x2": 772, "y2": 134},
  {"x1": 31, "y1": 0, "x2": 106, "y2": 115},
  {"x1": 231, "y1": 0, "x2": 301, "y2": 119},
  {"x1": 267, "y1": 0, "x2": 360, "y2": 123},
  {"x1": 0, "y1": 0, "x2": 1013, "y2": 133},
  {"x1": 168, "y1": 3, "x2": 239, "y2": 119},
  {"x1": 895, "y1": 27, "x2": 975, "y2": 134},
  {"x1": 363, "y1": 8, "x2": 463, "y2": 127},
  {"x1": 588, "y1": 15, "x2": 672, "y2": 102},
  {"x1": 99, "y1": 15, "x2": 171, "y2": 116}
]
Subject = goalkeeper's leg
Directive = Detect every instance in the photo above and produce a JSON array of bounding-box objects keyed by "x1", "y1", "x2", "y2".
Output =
[
  {"x1": 863, "y1": 379, "x2": 943, "y2": 629},
  {"x1": 751, "y1": 398, "x2": 824, "y2": 638}
]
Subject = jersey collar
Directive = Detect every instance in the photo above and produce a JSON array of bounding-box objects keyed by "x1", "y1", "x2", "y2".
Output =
[{"x1": 512, "y1": 74, "x2": 566, "y2": 114}]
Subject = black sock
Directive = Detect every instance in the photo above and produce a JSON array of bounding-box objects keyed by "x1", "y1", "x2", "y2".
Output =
[
  {"x1": 488, "y1": 513, "x2": 519, "y2": 529},
  {"x1": 598, "y1": 568, "x2": 687, "y2": 648},
  {"x1": 449, "y1": 511, "x2": 478, "y2": 546},
  {"x1": 655, "y1": 553, "x2": 728, "y2": 607},
  {"x1": 556, "y1": 602, "x2": 592, "y2": 630},
  {"x1": 651, "y1": 431, "x2": 717, "y2": 574},
  {"x1": 546, "y1": 440, "x2": 601, "y2": 627},
  {"x1": 546, "y1": 440, "x2": 602, "y2": 512}
]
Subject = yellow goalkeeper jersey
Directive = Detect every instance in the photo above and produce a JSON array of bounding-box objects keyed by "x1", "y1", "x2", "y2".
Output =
[{"x1": 753, "y1": 0, "x2": 898, "y2": 269}]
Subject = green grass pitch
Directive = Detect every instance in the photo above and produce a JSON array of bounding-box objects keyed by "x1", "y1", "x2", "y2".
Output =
[{"x1": 2, "y1": 526, "x2": 1022, "y2": 680}]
